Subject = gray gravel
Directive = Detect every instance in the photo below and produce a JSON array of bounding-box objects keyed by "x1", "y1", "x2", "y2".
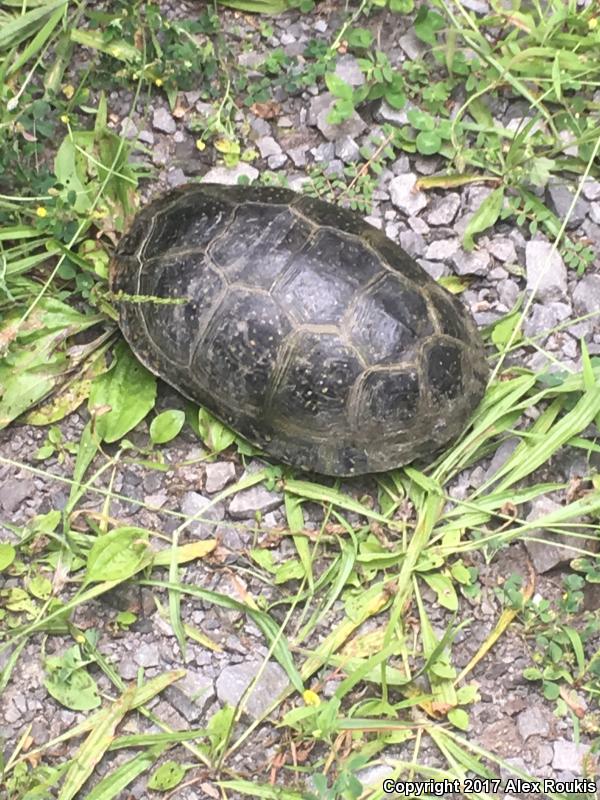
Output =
[{"x1": 1, "y1": 2, "x2": 599, "y2": 797}]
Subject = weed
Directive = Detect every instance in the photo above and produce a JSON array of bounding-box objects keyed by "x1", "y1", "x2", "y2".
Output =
[{"x1": 1, "y1": 1, "x2": 599, "y2": 798}]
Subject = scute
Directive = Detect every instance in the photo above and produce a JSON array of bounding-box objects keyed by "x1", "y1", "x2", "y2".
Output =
[
  {"x1": 271, "y1": 332, "x2": 362, "y2": 431},
  {"x1": 142, "y1": 192, "x2": 233, "y2": 259},
  {"x1": 139, "y1": 253, "x2": 225, "y2": 366},
  {"x1": 274, "y1": 229, "x2": 381, "y2": 325},
  {"x1": 349, "y1": 273, "x2": 434, "y2": 364},
  {"x1": 195, "y1": 290, "x2": 292, "y2": 408},
  {"x1": 428, "y1": 287, "x2": 470, "y2": 341},
  {"x1": 296, "y1": 194, "x2": 371, "y2": 235},
  {"x1": 426, "y1": 341, "x2": 463, "y2": 400},
  {"x1": 356, "y1": 368, "x2": 421, "y2": 428},
  {"x1": 363, "y1": 228, "x2": 431, "y2": 286},
  {"x1": 210, "y1": 204, "x2": 310, "y2": 290},
  {"x1": 111, "y1": 182, "x2": 489, "y2": 476}
]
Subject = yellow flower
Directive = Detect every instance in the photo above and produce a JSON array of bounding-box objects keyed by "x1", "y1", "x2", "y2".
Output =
[
  {"x1": 36, "y1": 207, "x2": 48, "y2": 218},
  {"x1": 303, "y1": 688, "x2": 321, "y2": 706},
  {"x1": 196, "y1": 139, "x2": 206, "y2": 151},
  {"x1": 589, "y1": 17, "x2": 598, "y2": 29},
  {"x1": 62, "y1": 84, "x2": 75, "y2": 99},
  {"x1": 60, "y1": 114, "x2": 69, "y2": 124},
  {"x1": 155, "y1": 78, "x2": 163, "y2": 87}
]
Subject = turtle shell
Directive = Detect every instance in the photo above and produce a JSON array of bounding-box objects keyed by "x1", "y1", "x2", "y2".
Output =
[{"x1": 110, "y1": 183, "x2": 488, "y2": 476}]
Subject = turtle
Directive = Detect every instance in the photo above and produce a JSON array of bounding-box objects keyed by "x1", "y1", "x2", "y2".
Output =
[{"x1": 110, "y1": 182, "x2": 488, "y2": 476}]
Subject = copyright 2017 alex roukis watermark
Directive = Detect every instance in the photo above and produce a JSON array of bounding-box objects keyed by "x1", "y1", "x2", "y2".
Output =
[{"x1": 382, "y1": 777, "x2": 598, "y2": 797}]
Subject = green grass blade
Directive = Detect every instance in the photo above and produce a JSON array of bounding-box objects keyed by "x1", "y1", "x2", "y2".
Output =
[
  {"x1": 0, "y1": 0, "x2": 66, "y2": 51},
  {"x1": 84, "y1": 743, "x2": 167, "y2": 800},
  {"x1": 215, "y1": 0, "x2": 291, "y2": 12},
  {"x1": 142, "y1": 579, "x2": 304, "y2": 694}
]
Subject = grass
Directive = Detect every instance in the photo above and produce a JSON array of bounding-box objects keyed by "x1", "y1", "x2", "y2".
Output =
[{"x1": 1, "y1": 1, "x2": 600, "y2": 799}]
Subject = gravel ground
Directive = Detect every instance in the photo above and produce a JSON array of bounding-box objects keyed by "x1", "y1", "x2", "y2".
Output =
[{"x1": 1, "y1": 2, "x2": 600, "y2": 798}]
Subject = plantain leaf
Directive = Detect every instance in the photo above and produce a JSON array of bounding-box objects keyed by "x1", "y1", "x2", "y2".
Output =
[
  {"x1": 88, "y1": 341, "x2": 156, "y2": 442},
  {"x1": 85, "y1": 527, "x2": 152, "y2": 584}
]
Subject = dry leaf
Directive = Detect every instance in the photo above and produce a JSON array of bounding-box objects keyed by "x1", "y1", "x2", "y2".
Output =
[{"x1": 250, "y1": 101, "x2": 281, "y2": 119}]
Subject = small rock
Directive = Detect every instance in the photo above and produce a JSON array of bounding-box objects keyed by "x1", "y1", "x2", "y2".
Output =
[
  {"x1": 249, "y1": 116, "x2": 271, "y2": 138},
  {"x1": 418, "y1": 259, "x2": 447, "y2": 280},
  {"x1": 414, "y1": 156, "x2": 439, "y2": 175},
  {"x1": 0, "y1": 476, "x2": 35, "y2": 513},
  {"x1": 138, "y1": 129, "x2": 154, "y2": 145},
  {"x1": 389, "y1": 173, "x2": 428, "y2": 216},
  {"x1": 490, "y1": 266, "x2": 508, "y2": 282},
  {"x1": 355, "y1": 764, "x2": 395, "y2": 790},
  {"x1": 400, "y1": 230, "x2": 426, "y2": 257},
  {"x1": 582, "y1": 218, "x2": 600, "y2": 250},
  {"x1": 334, "y1": 54, "x2": 364, "y2": 87},
  {"x1": 552, "y1": 739, "x2": 591, "y2": 773},
  {"x1": 164, "y1": 672, "x2": 215, "y2": 722},
  {"x1": 498, "y1": 278, "x2": 521, "y2": 309},
  {"x1": 314, "y1": 19, "x2": 328, "y2": 32},
  {"x1": 524, "y1": 301, "x2": 572, "y2": 338},
  {"x1": 425, "y1": 238, "x2": 459, "y2": 261},
  {"x1": 287, "y1": 146, "x2": 308, "y2": 167},
  {"x1": 257, "y1": 136, "x2": 282, "y2": 159},
  {"x1": 523, "y1": 497, "x2": 583, "y2": 573},
  {"x1": 119, "y1": 656, "x2": 139, "y2": 681},
  {"x1": 308, "y1": 94, "x2": 366, "y2": 141},
  {"x1": 335, "y1": 135, "x2": 360, "y2": 163},
  {"x1": 546, "y1": 179, "x2": 588, "y2": 229},
  {"x1": 461, "y1": 0, "x2": 489, "y2": 12},
  {"x1": 426, "y1": 193, "x2": 461, "y2": 226},
  {"x1": 181, "y1": 492, "x2": 225, "y2": 537},
  {"x1": 572, "y1": 274, "x2": 600, "y2": 331},
  {"x1": 525, "y1": 241, "x2": 568, "y2": 301},
  {"x1": 215, "y1": 661, "x2": 289, "y2": 719},
  {"x1": 238, "y1": 51, "x2": 263, "y2": 71},
  {"x1": 166, "y1": 168, "x2": 187, "y2": 188},
  {"x1": 143, "y1": 471, "x2": 163, "y2": 493},
  {"x1": 144, "y1": 492, "x2": 168, "y2": 509},
  {"x1": 488, "y1": 237, "x2": 517, "y2": 263},
  {"x1": 205, "y1": 462, "x2": 236, "y2": 494},
  {"x1": 312, "y1": 141, "x2": 335, "y2": 162},
  {"x1": 4, "y1": 701, "x2": 22, "y2": 724},
  {"x1": 536, "y1": 743, "x2": 554, "y2": 766},
  {"x1": 467, "y1": 184, "x2": 495, "y2": 213},
  {"x1": 228, "y1": 485, "x2": 282, "y2": 520},
  {"x1": 582, "y1": 179, "x2": 600, "y2": 200},
  {"x1": 152, "y1": 107, "x2": 176, "y2": 134},
  {"x1": 407, "y1": 216, "x2": 429, "y2": 234},
  {"x1": 268, "y1": 153, "x2": 287, "y2": 170},
  {"x1": 452, "y1": 248, "x2": 490, "y2": 276},
  {"x1": 120, "y1": 119, "x2": 138, "y2": 139},
  {"x1": 588, "y1": 202, "x2": 600, "y2": 225},
  {"x1": 288, "y1": 175, "x2": 311, "y2": 192},
  {"x1": 398, "y1": 30, "x2": 427, "y2": 61},
  {"x1": 376, "y1": 101, "x2": 409, "y2": 126},
  {"x1": 184, "y1": 90, "x2": 201, "y2": 105},
  {"x1": 134, "y1": 643, "x2": 160, "y2": 668},
  {"x1": 484, "y1": 438, "x2": 519, "y2": 482},
  {"x1": 202, "y1": 164, "x2": 258, "y2": 184},
  {"x1": 517, "y1": 706, "x2": 550, "y2": 741},
  {"x1": 386, "y1": 221, "x2": 399, "y2": 240},
  {"x1": 478, "y1": 719, "x2": 522, "y2": 757},
  {"x1": 324, "y1": 158, "x2": 343, "y2": 177},
  {"x1": 364, "y1": 215, "x2": 382, "y2": 229}
]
